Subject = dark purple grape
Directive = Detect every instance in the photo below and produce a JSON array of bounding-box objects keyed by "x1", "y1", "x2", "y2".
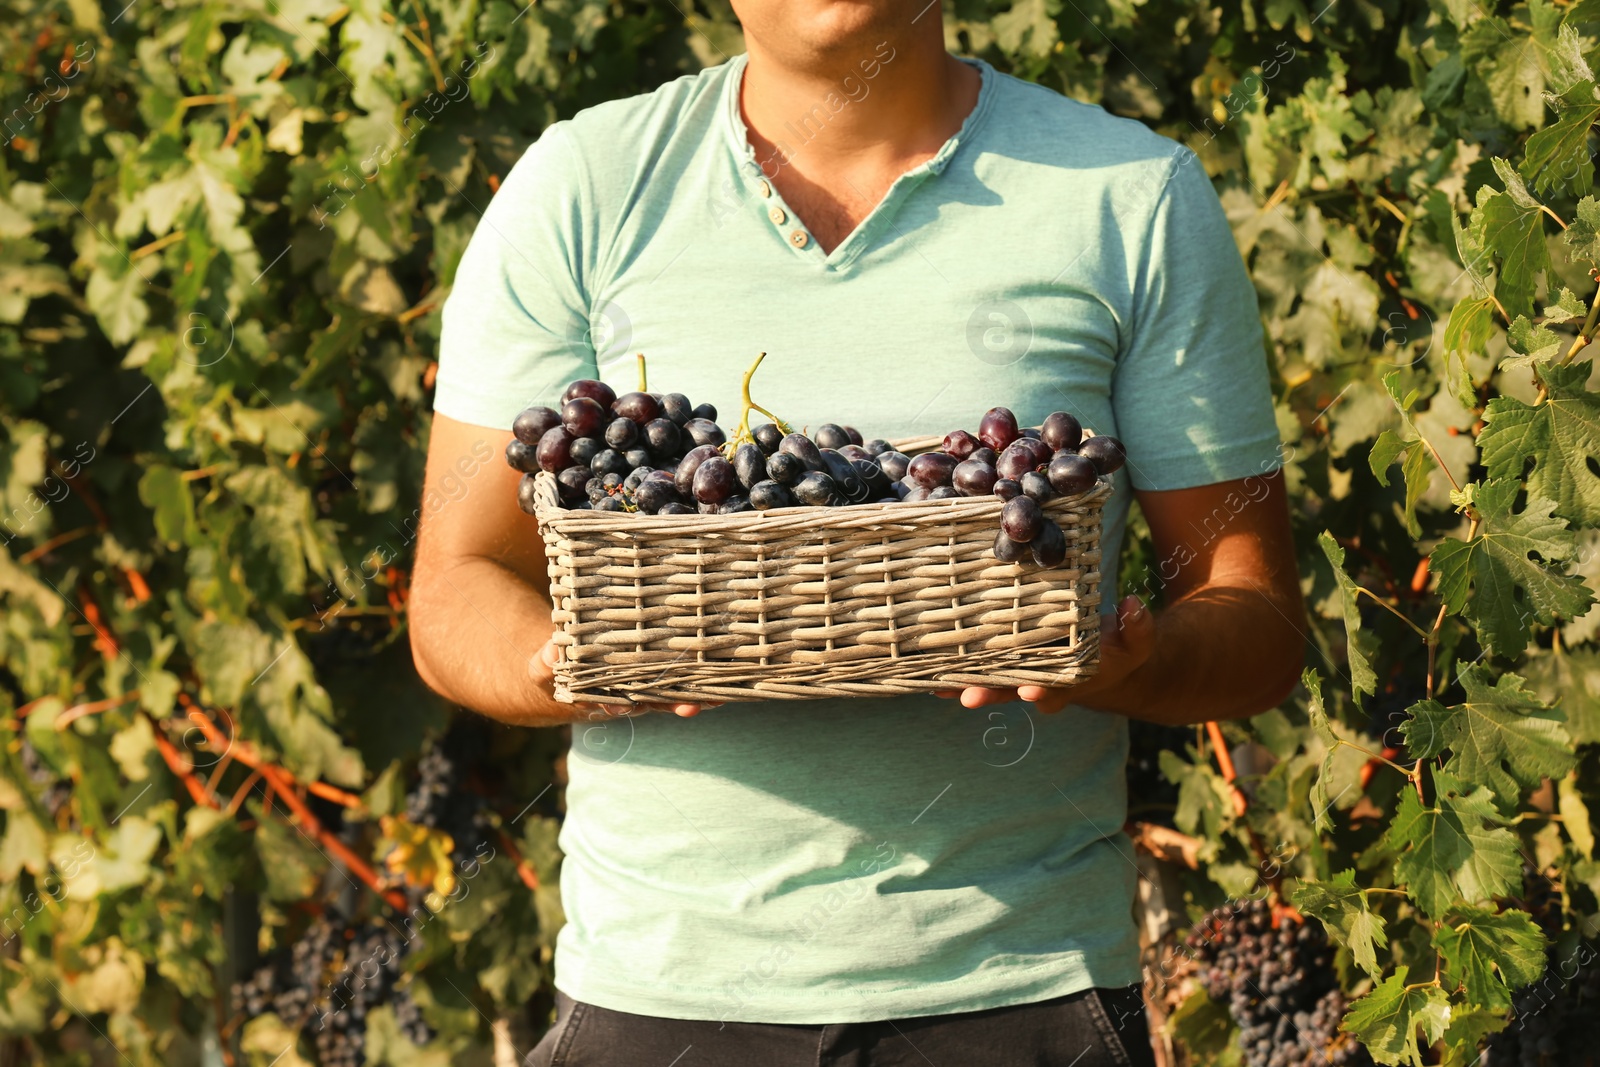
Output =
[
  {"x1": 624, "y1": 447, "x2": 652, "y2": 470},
  {"x1": 562, "y1": 396, "x2": 607, "y2": 438},
  {"x1": 1031, "y1": 519, "x2": 1066, "y2": 567},
  {"x1": 585, "y1": 476, "x2": 607, "y2": 503},
  {"x1": 900, "y1": 486, "x2": 931, "y2": 503},
  {"x1": 1048, "y1": 453, "x2": 1098, "y2": 495},
  {"x1": 556, "y1": 466, "x2": 590, "y2": 503},
  {"x1": 634, "y1": 479, "x2": 679, "y2": 514},
  {"x1": 675, "y1": 444, "x2": 723, "y2": 495},
  {"x1": 906, "y1": 452, "x2": 959, "y2": 489},
  {"x1": 943, "y1": 429, "x2": 981, "y2": 459},
  {"x1": 851, "y1": 457, "x2": 893, "y2": 496},
  {"x1": 766, "y1": 452, "x2": 804, "y2": 485},
  {"x1": 1079, "y1": 435, "x2": 1126, "y2": 475},
  {"x1": 562, "y1": 379, "x2": 617, "y2": 410},
  {"x1": 1019, "y1": 438, "x2": 1053, "y2": 468},
  {"x1": 750, "y1": 480, "x2": 795, "y2": 510},
  {"x1": 623, "y1": 466, "x2": 653, "y2": 491},
  {"x1": 644, "y1": 418, "x2": 681, "y2": 455},
  {"x1": 604, "y1": 417, "x2": 640, "y2": 450},
  {"x1": 590, "y1": 448, "x2": 631, "y2": 477},
  {"x1": 506, "y1": 439, "x2": 541, "y2": 473},
  {"x1": 844, "y1": 426, "x2": 863, "y2": 446},
  {"x1": 864, "y1": 439, "x2": 892, "y2": 456},
  {"x1": 718, "y1": 496, "x2": 754, "y2": 514},
  {"x1": 685, "y1": 418, "x2": 726, "y2": 448},
  {"x1": 534, "y1": 427, "x2": 575, "y2": 472},
  {"x1": 693, "y1": 457, "x2": 738, "y2": 504},
  {"x1": 821, "y1": 449, "x2": 870, "y2": 502},
  {"x1": 792, "y1": 471, "x2": 844, "y2": 506},
  {"x1": 1041, "y1": 411, "x2": 1083, "y2": 452},
  {"x1": 570, "y1": 436, "x2": 602, "y2": 467},
  {"x1": 1002, "y1": 496, "x2": 1045, "y2": 542},
  {"x1": 752, "y1": 423, "x2": 784, "y2": 454},
  {"x1": 928, "y1": 486, "x2": 960, "y2": 499},
  {"x1": 613, "y1": 391, "x2": 661, "y2": 426},
  {"x1": 733, "y1": 443, "x2": 768, "y2": 489},
  {"x1": 996, "y1": 441, "x2": 1037, "y2": 480},
  {"x1": 877, "y1": 451, "x2": 910, "y2": 482},
  {"x1": 1021, "y1": 427, "x2": 1042, "y2": 441},
  {"x1": 692, "y1": 402, "x2": 717, "y2": 422},
  {"x1": 993, "y1": 478, "x2": 1022, "y2": 502},
  {"x1": 513, "y1": 406, "x2": 562, "y2": 445},
  {"x1": 661, "y1": 393, "x2": 693, "y2": 425},
  {"x1": 658, "y1": 502, "x2": 695, "y2": 515},
  {"x1": 779, "y1": 433, "x2": 826, "y2": 472},
  {"x1": 1020, "y1": 471, "x2": 1055, "y2": 502},
  {"x1": 953, "y1": 459, "x2": 998, "y2": 496},
  {"x1": 994, "y1": 529, "x2": 1027, "y2": 562},
  {"x1": 969, "y1": 446, "x2": 997, "y2": 466},
  {"x1": 600, "y1": 473, "x2": 623, "y2": 491},
  {"x1": 838, "y1": 444, "x2": 873, "y2": 463},
  {"x1": 978, "y1": 407, "x2": 1020, "y2": 452},
  {"x1": 593, "y1": 495, "x2": 625, "y2": 513},
  {"x1": 814, "y1": 424, "x2": 851, "y2": 450},
  {"x1": 518, "y1": 473, "x2": 541, "y2": 514}
]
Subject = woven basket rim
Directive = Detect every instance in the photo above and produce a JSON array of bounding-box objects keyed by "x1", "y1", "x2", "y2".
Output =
[{"x1": 531, "y1": 472, "x2": 1112, "y2": 532}]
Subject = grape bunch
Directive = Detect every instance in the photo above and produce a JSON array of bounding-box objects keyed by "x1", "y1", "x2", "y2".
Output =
[
  {"x1": 405, "y1": 737, "x2": 492, "y2": 869},
  {"x1": 18, "y1": 736, "x2": 71, "y2": 820},
  {"x1": 1483, "y1": 938, "x2": 1600, "y2": 1067},
  {"x1": 1186, "y1": 897, "x2": 1373, "y2": 1067},
  {"x1": 507, "y1": 369, "x2": 1123, "y2": 567},
  {"x1": 231, "y1": 914, "x2": 433, "y2": 1064}
]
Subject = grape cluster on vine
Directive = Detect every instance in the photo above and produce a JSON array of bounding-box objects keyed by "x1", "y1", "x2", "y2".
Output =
[
  {"x1": 405, "y1": 737, "x2": 493, "y2": 870},
  {"x1": 230, "y1": 914, "x2": 433, "y2": 1065},
  {"x1": 1483, "y1": 938, "x2": 1600, "y2": 1066},
  {"x1": 1186, "y1": 897, "x2": 1373, "y2": 1067}
]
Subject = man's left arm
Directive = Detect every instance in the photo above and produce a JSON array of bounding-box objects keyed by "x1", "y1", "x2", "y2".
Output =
[{"x1": 956, "y1": 468, "x2": 1305, "y2": 724}]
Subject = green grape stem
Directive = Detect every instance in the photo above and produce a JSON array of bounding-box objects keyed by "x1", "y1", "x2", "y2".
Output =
[{"x1": 722, "y1": 352, "x2": 795, "y2": 458}]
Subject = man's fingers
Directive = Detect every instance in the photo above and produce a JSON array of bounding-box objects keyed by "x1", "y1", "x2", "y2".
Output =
[{"x1": 960, "y1": 687, "x2": 1017, "y2": 708}]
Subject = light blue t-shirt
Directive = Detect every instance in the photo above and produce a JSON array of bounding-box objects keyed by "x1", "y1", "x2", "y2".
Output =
[{"x1": 435, "y1": 53, "x2": 1281, "y2": 1023}]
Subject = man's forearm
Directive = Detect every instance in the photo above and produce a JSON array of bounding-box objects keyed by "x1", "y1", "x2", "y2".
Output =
[
  {"x1": 1090, "y1": 585, "x2": 1305, "y2": 725},
  {"x1": 409, "y1": 557, "x2": 591, "y2": 727}
]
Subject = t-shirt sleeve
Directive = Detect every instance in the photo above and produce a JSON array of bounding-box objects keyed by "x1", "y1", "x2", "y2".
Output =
[
  {"x1": 433, "y1": 124, "x2": 597, "y2": 430},
  {"x1": 1111, "y1": 148, "x2": 1282, "y2": 492}
]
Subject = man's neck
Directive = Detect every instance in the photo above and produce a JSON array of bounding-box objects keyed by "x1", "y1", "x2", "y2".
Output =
[
  {"x1": 737, "y1": 31, "x2": 980, "y2": 251},
  {"x1": 739, "y1": 33, "x2": 978, "y2": 177}
]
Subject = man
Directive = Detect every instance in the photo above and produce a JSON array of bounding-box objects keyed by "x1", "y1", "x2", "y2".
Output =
[{"x1": 411, "y1": 1, "x2": 1305, "y2": 1063}]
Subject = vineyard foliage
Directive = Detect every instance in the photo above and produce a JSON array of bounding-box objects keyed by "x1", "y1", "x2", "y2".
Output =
[{"x1": 3, "y1": 0, "x2": 1600, "y2": 1063}]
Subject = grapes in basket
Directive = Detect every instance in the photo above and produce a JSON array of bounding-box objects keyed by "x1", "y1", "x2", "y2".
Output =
[{"x1": 506, "y1": 354, "x2": 1123, "y2": 568}]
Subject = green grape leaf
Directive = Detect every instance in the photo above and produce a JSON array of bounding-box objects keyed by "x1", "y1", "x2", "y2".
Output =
[
  {"x1": 1480, "y1": 360, "x2": 1600, "y2": 526},
  {"x1": 1428, "y1": 479, "x2": 1592, "y2": 658},
  {"x1": 1519, "y1": 83, "x2": 1600, "y2": 197},
  {"x1": 1440, "y1": 1008, "x2": 1510, "y2": 1067},
  {"x1": 1305, "y1": 667, "x2": 1338, "y2": 833},
  {"x1": 1501, "y1": 314, "x2": 1563, "y2": 371},
  {"x1": 1522, "y1": 645, "x2": 1600, "y2": 744},
  {"x1": 1378, "y1": 772, "x2": 1522, "y2": 916},
  {"x1": 1399, "y1": 668, "x2": 1573, "y2": 803},
  {"x1": 1368, "y1": 372, "x2": 1437, "y2": 535},
  {"x1": 1318, "y1": 532, "x2": 1378, "y2": 704},
  {"x1": 1369, "y1": 429, "x2": 1412, "y2": 487},
  {"x1": 1160, "y1": 749, "x2": 1232, "y2": 845},
  {"x1": 1442, "y1": 295, "x2": 1497, "y2": 405},
  {"x1": 1433, "y1": 905, "x2": 1547, "y2": 1010},
  {"x1": 1342, "y1": 966, "x2": 1453, "y2": 1066},
  {"x1": 1566, "y1": 195, "x2": 1600, "y2": 262},
  {"x1": 1473, "y1": 158, "x2": 1555, "y2": 317},
  {"x1": 1542, "y1": 287, "x2": 1586, "y2": 321},
  {"x1": 1290, "y1": 870, "x2": 1389, "y2": 977}
]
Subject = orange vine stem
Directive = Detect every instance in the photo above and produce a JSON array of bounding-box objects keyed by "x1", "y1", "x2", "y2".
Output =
[
  {"x1": 1205, "y1": 721, "x2": 1249, "y2": 817},
  {"x1": 145, "y1": 712, "x2": 218, "y2": 809},
  {"x1": 54, "y1": 691, "x2": 139, "y2": 730},
  {"x1": 495, "y1": 828, "x2": 541, "y2": 891}
]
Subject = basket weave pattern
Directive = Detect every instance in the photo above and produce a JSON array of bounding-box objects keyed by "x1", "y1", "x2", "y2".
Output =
[{"x1": 533, "y1": 463, "x2": 1110, "y2": 704}]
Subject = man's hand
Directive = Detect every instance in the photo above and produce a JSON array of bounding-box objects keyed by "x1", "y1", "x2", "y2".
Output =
[
  {"x1": 943, "y1": 471, "x2": 1305, "y2": 725},
  {"x1": 944, "y1": 594, "x2": 1156, "y2": 712}
]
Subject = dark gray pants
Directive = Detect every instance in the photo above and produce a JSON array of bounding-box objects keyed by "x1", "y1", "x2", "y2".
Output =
[{"x1": 524, "y1": 985, "x2": 1156, "y2": 1067}]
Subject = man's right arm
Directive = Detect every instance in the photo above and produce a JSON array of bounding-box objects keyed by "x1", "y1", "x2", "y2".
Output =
[{"x1": 409, "y1": 413, "x2": 705, "y2": 726}]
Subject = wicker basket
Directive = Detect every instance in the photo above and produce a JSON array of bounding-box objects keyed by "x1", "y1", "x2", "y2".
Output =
[{"x1": 533, "y1": 441, "x2": 1110, "y2": 704}]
